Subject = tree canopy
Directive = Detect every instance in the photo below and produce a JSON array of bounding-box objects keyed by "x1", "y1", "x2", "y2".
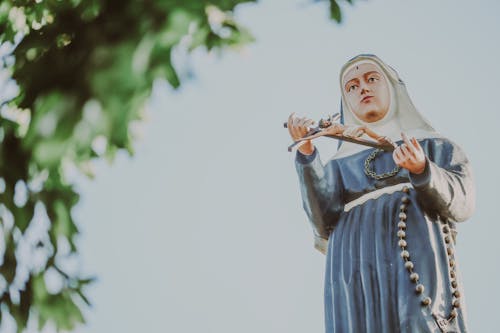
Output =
[{"x1": 0, "y1": 0, "x2": 351, "y2": 331}]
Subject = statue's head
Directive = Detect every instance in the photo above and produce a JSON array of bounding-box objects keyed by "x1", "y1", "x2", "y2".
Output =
[
  {"x1": 342, "y1": 61, "x2": 391, "y2": 123},
  {"x1": 333, "y1": 54, "x2": 438, "y2": 158}
]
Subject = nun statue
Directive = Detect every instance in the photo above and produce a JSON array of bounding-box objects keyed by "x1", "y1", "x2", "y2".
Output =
[{"x1": 287, "y1": 54, "x2": 475, "y2": 333}]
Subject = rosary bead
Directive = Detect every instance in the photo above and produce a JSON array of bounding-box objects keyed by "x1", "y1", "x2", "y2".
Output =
[
  {"x1": 415, "y1": 284, "x2": 425, "y2": 294},
  {"x1": 421, "y1": 297, "x2": 432, "y2": 306},
  {"x1": 394, "y1": 191, "x2": 458, "y2": 319}
]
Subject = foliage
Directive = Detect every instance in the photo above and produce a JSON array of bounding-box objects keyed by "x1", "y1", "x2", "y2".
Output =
[
  {"x1": 0, "y1": 0, "x2": 352, "y2": 331},
  {"x1": 0, "y1": 0, "x2": 255, "y2": 331}
]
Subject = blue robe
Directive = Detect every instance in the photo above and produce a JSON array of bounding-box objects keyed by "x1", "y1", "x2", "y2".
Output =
[{"x1": 295, "y1": 137, "x2": 474, "y2": 333}]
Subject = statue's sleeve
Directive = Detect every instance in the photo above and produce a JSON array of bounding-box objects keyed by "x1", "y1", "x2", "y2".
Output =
[
  {"x1": 295, "y1": 148, "x2": 344, "y2": 253},
  {"x1": 409, "y1": 139, "x2": 475, "y2": 222}
]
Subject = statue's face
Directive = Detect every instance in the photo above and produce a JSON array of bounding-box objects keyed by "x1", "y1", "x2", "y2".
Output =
[{"x1": 343, "y1": 63, "x2": 390, "y2": 123}]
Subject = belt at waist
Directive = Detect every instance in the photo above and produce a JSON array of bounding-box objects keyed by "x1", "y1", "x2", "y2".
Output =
[{"x1": 344, "y1": 182, "x2": 413, "y2": 212}]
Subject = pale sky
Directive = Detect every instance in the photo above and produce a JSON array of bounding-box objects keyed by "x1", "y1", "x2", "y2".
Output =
[{"x1": 6, "y1": 0, "x2": 499, "y2": 332}]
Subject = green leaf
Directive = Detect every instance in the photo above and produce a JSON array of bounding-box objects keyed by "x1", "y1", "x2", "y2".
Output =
[
  {"x1": 0, "y1": 231, "x2": 17, "y2": 283},
  {"x1": 33, "y1": 139, "x2": 69, "y2": 168},
  {"x1": 11, "y1": 303, "x2": 29, "y2": 333},
  {"x1": 32, "y1": 273, "x2": 49, "y2": 303},
  {"x1": 329, "y1": 0, "x2": 342, "y2": 23},
  {"x1": 80, "y1": 0, "x2": 101, "y2": 22},
  {"x1": 53, "y1": 199, "x2": 78, "y2": 240},
  {"x1": 164, "y1": 58, "x2": 181, "y2": 88},
  {"x1": 33, "y1": 273, "x2": 85, "y2": 330},
  {"x1": 11, "y1": 201, "x2": 35, "y2": 232}
]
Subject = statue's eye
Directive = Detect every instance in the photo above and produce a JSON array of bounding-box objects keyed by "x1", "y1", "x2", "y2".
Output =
[
  {"x1": 368, "y1": 76, "x2": 378, "y2": 83},
  {"x1": 347, "y1": 84, "x2": 358, "y2": 92}
]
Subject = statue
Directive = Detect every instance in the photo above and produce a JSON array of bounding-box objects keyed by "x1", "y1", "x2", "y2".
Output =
[{"x1": 287, "y1": 55, "x2": 475, "y2": 333}]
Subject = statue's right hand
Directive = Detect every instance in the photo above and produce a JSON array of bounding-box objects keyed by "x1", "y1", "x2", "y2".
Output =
[
  {"x1": 287, "y1": 113, "x2": 315, "y2": 155},
  {"x1": 287, "y1": 113, "x2": 315, "y2": 141}
]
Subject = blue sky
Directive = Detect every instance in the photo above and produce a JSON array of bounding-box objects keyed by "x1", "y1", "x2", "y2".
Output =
[{"x1": 10, "y1": 0, "x2": 498, "y2": 332}]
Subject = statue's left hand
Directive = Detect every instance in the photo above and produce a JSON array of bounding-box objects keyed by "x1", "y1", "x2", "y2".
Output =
[{"x1": 393, "y1": 133, "x2": 426, "y2": 174}]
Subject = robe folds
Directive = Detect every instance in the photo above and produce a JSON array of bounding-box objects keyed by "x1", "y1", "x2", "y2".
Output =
[{"x1": 295, "y1": 137, "x2": 474, "y2": 333}]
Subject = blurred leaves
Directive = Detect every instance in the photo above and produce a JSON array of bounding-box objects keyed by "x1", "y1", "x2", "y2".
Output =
[
  {"x1": 0, "y1": 0, "x2": 351, "y2": 331},
  {"x1": 0, "y1": 0, "x2": 257, "y2": 331}
]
